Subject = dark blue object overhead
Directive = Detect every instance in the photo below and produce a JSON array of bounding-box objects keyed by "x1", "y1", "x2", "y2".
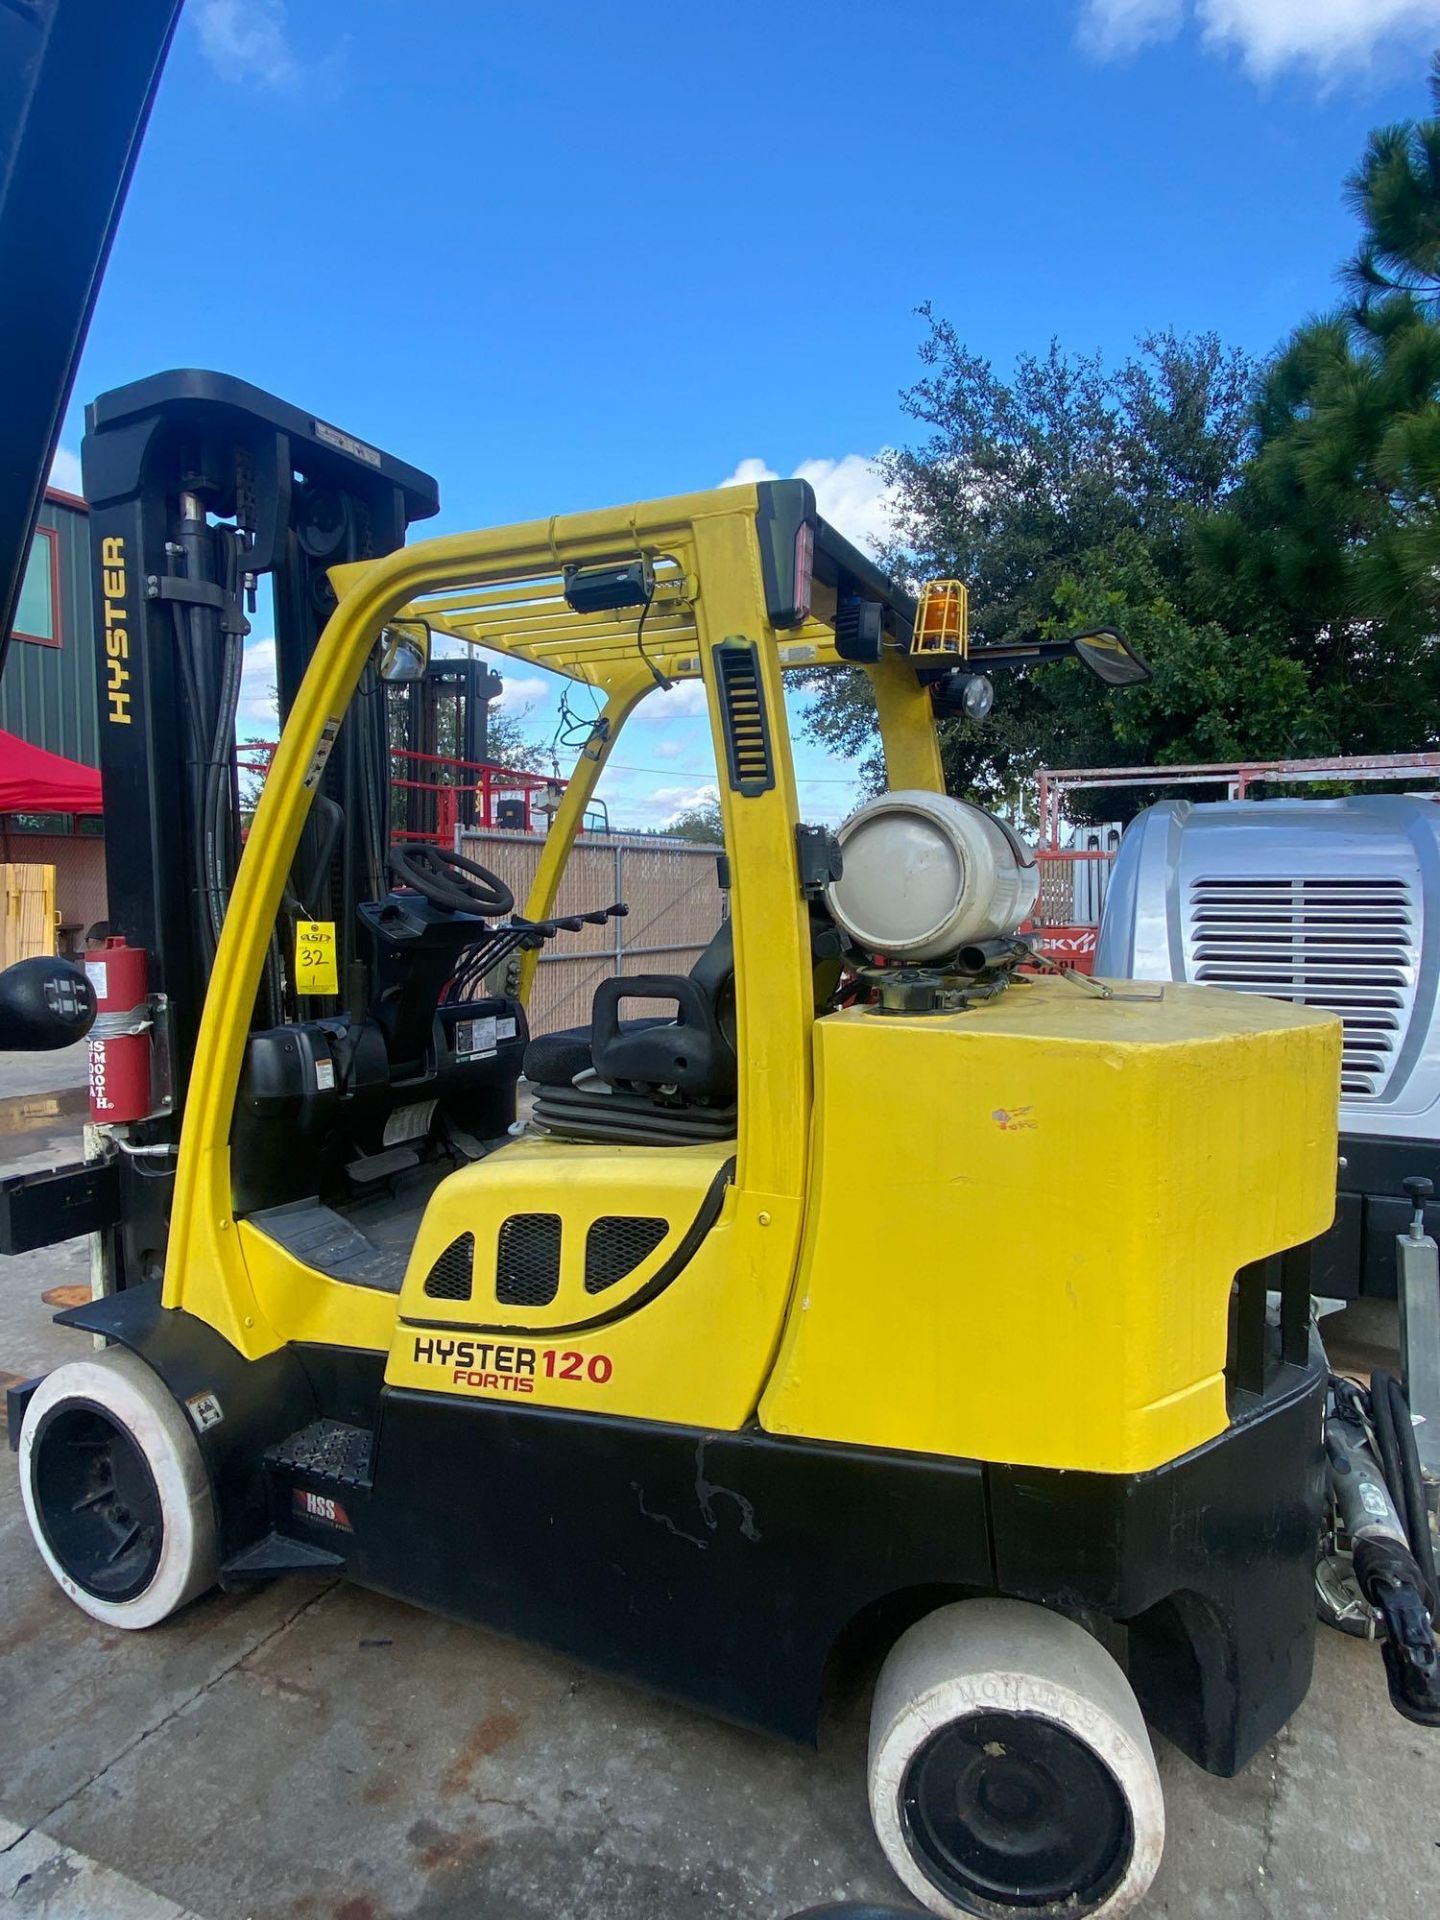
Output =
[{"x1": 0, "y1": 0, "x2": 182, "y2": 675}]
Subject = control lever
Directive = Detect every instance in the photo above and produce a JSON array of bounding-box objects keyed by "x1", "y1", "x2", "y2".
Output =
[
  {"x1": 0, "y1": 958, "x2": 96, "y2": 1050},
  {"x1": 444, "y1": 900, "x2": 636, "y2": 1008},
  {"x1": 1405, "y1": 1175, "x2": 1434, "y2": 1236}
]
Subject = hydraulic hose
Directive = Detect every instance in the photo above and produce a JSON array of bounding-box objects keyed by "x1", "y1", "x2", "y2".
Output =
[
  {"x1": 203, "y1": 624, "x2": 241, "y2": 947},
  {"x1": 1377, "y1": 1369, "x2": 1439, "y2": 1608},
  {"x1": 1327, "y1": 1399, "x2": 1440, "y2": 1726},
  {"x1": 170, "y1": 600, "x2": 214, "y2": 968},
  {"x1": 202, "y1": 530, "x2": 246, "y2": 947},
  {"x1": 1371, "y1": 1367, "x2": 1405, "y2": 1523}
]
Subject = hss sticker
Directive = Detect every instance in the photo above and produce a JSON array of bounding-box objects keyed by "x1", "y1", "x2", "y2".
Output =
[{"x1": 293, "y1": 1488, "x2": 352, "y2": 1531}]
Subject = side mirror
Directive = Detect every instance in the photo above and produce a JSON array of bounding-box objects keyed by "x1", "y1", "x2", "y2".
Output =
[
  {"x1": 1070, "y1": 627, "x2": 1151, "y2": 687},
  {"x1": 933, "y1": 624, "x2": 1151, "y2": 687},
  {"x1": 378, "y1": 620, "x2": 431, "y2": 682},
  {"x1": 0, "y1": 957, "x2": 96, "y2": 1050}
]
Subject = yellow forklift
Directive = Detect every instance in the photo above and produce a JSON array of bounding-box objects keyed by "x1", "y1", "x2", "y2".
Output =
[{"x1": 2, "y1": 372, "x2": 1434, "y2": 1919}]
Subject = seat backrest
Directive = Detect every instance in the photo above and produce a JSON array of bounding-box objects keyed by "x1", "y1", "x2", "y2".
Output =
[
  {"x1": 689, "y1": 917, "x2": 733, "y2": 1002},
  {"x1": 589, "y1": 919, "x2": 736, "y2": 1100}
]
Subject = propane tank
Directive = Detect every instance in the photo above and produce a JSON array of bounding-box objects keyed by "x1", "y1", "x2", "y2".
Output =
[
  {"x1": 824, "y1": 790, "x2": 1039, "y2": 963},
  {"x1": 86, "y1": 937, "x2": 153, "y2": 1124}
]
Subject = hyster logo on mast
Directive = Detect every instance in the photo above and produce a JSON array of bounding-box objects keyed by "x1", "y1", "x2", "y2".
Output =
[{"x1": 100, "y1": 536, "x2": 132, "y2": 725}]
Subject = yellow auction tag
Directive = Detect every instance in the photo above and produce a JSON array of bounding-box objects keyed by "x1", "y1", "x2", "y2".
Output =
[{"x1": 294, "y1": 919, "x2": 338, "y2": 996}]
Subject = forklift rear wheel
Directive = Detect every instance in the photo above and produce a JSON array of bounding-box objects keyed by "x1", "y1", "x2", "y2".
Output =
[
  {"x1": 19, "y1": 1348, "x2": 218, "y2": 1629},
  {"x1": 867, "y1": 1599, "x2": 1164, "y2": 1919}
]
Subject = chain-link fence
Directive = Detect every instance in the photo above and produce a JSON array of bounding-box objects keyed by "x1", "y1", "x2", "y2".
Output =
[
  {"x1": 456, "y1": 828, "x2": 726, "y2": 1035},
  {"x1": 1035, "y1": 850, "x2": 1115, "y2": 928}
]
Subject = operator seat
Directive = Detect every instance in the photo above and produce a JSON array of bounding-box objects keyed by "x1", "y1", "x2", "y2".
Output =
[
  {"x1": 524, "y1": 921, "x2": 738, "y2": 1146},
  {"x1": 523, "y1": 919, "x2": 735, "y2": 1094},
  {"x1": 521, "y1": 1018, "x2": 661, "y2": 1090}
]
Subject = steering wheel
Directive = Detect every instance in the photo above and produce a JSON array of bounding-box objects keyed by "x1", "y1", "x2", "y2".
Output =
[{"x1": 387, "y1": 844, "x2": 515, "y2": 917}]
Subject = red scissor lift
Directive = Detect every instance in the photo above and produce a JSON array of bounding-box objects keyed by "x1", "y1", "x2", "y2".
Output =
[
  {"x1": 388, "y1": 747, "x2": 560, "y2": 842},
  {"x1": 238, "y1": 741, "x2": 564, "y2": 843}
]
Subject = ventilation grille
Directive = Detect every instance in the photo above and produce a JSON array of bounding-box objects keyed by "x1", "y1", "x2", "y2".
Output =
[
  {"x1": 716, "y1": 640, "x2": 774, "y2": 796},
  {"x1": 584, "y1": 1215, "x2": 669, "y2": 1294},
  {"x1": 1187, "y1": 875, "x2": 1417, "y2": 1100},
  {"x1": 496, "y1": 1214, "x2": 561, "y2": 1306},
  {"x1": 423, "y1": 1233, "x2": 475, "y2": 1301}
]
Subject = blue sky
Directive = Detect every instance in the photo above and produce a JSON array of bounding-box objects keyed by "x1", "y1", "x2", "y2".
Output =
[{"x1": 52, "y1": 0, "x2": 1440, "y2": 827}]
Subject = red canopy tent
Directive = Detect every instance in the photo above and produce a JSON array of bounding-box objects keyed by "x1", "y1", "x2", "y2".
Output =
[{"x1": 0, "y1": 728, "x2": 102, "y2": 814}]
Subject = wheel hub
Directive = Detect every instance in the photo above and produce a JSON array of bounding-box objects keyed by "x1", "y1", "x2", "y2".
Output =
[
  {"x1": 31, "y1": 1399, "x2": 163, "y2": 1603},
  {"x1": 901, "y1": 1710, "x2": 1133, "y2": 1913}
]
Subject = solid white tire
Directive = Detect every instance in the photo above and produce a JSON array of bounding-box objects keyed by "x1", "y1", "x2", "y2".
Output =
[
  {"x1": 18, "y1": 1347, "x2": 218, "y2": 1629},
  {"x1": 868, "y1": 1599, "x2": 1165, "y2": 1919}
]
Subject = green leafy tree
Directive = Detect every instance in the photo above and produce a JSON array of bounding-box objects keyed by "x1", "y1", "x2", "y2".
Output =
[
  {"x1": 660, "y1": 796, "x2": 724, "y2": 844},
  {"x1": 484, "y1": 702, "x2": 544, "y2": 770},
  {"x1": 1189, "y1": 59, "x2": 1440, "y2": 760},
  {"x1": 801, "y1": 318, "x2": 1261, "y2": 814}
]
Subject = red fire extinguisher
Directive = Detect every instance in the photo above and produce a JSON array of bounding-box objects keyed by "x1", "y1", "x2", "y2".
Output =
[{"x1": 87, "y1": 937, "x2": 152, "y2": 1124}]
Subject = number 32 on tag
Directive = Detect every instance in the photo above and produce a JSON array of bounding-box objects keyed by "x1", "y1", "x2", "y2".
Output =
[{"x1": 295, "y1": 920, "x2": 338, "y2": 996}]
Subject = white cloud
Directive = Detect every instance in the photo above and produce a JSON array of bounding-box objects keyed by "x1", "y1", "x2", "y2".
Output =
[
  {"x1": 1079, "y1": 0, "x2": 1183, "y2": 56},
  {"x1": 48, "y1": 447, "x2": 83, "y2": 497},
  {"x1": 722, "y1": 457, "x2": 782, "y2": 489},
  {"x1": 632, "y1": 677, "x2": 709, "y2": 722},
  {"x1": 1080, "y1": 0, "x2": 1440, "y2": 75},
  {"x1": 651, "y1": 782, "x2": 719, "y2": 821},
  {"x1": 719, "y1": 453, "x2": 896, "y2": 552},
  {"x1": 651, "y1": 739, "x2": 684, "y2": 760},
  {"x1": 192, "y1": 1, "x2": 300, "y2": 87},
  {"x1": 237, "y1": 636, "x2": 278, "y2": 736},
  {"x1": 596, "y1": 778, "x2": 720, "y2": 834},
  {"x1": 493, "y1": 674, "x2": 553, "y2": 710}
]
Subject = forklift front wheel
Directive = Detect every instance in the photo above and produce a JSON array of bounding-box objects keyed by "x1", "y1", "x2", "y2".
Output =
[
  {"x1": 19, "y1": 1348, "x2": 218, "y2": 1629},
  {"x1": 867, "y1": 1599, "x2": 1164, "y2": 1919}
]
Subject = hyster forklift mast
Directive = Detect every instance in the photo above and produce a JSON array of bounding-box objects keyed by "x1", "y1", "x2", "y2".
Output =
[
  {"x1": 84, "y1": 372, "x2": 439, "y2": 1062},
  {"x1": 1, "y1": 374, "x2": 438, "y2": 1287},
  {"x1": 394, "y1": 655, "x2": 504, "y2": 837}
]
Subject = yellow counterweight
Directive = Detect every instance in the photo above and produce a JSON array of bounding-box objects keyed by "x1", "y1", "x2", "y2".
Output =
[{"x1": 760, "y1": 978, "x2": 1340, "y2": 1474}]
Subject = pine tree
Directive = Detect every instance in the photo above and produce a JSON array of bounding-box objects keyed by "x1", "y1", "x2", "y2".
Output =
[
  {"x1": 1345, "y1": 55, "x2": 1440, "y2": 315},
  {"x1": 1190, "y1": 57, "x2": 1440, "y2": 756}
]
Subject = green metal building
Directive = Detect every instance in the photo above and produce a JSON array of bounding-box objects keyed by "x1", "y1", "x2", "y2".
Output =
[
  {"x1": 1, "y1": 485, "x2": 99, "y2": 765},
  {"x1": 0, "y1": 486, "x2": 107, "y2": 949}
]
